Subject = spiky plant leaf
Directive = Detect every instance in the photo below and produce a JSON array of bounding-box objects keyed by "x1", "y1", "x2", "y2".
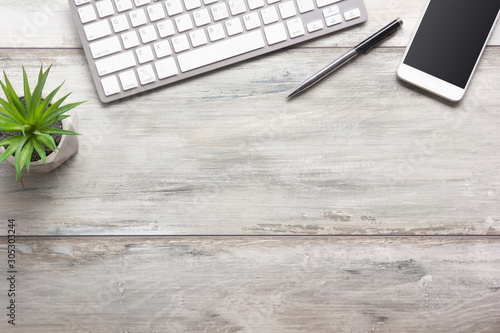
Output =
[
  {"x1": 34, "y1": 131, "x2": 57, "y2": 152},
  {"x1": 39, "y1": 101, "x2": 85, "y2": 128},
  {"x1": 40, "y1": 127, "x2": 79, "y2": 136},
  {"x1": 1, "y1": 73, "x2": 25, "y2": 116},
  {"x1": 22, "y1": 66, "x2": 32, "y2": 118},
  {"x1": 0, "y1": 97, "x2": 26, "y2": 123},
  {"x1": 20, "y1": 138, "x2": 34, "y2": 174},
  {"x1": 32, "y1": 137, "x2": 47, "y2": 164},
  {"x1": 34, "y1": 81, "x2": 64, "y2": 123},
  {"x1": 56, "y1": 114, "x2": 71, "y2": 122},
  {"x1": 0, "y1": 122, "x2": 23, "y2": 132},
  {"x1": 36, "y1": 92, "x2": 70, "y2": 124},
  {"x1": 0, "y1": 135, "x2": 23, "y2": 163},
  {"x1": 13, "y1": 135, "x2": 29, "y2": 181},
  {"x1": 0, "y1": 110, "x2": 18, "y2": 124},
  {"x1": 31, "y1": 66, "x2": 51, "y2": 121},
  {"x1": 0, "y1": 134, "x2": 22, "y2": 148}
]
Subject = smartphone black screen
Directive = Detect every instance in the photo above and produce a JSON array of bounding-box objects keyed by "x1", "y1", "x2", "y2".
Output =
[{"x1": 403, "y1": 0, "x2": 499, "y2": 88}]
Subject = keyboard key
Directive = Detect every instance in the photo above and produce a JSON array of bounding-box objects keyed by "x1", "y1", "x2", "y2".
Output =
[
  {"x1": 89, "y1": 36, "x2": 122, "y2": 59},
  {"x1": 243, "y1": 12, "x2": 261, "y2": 30},
  {"x1": 134, "y1": 0, "x2": 151, "y2": 6},
  {"x1": 119, "y1": 70, "x2": 139, "y2": 90},
  {"x1": 165, "y1": 0, "x2": 184, "y2": 16},
  {"x1": 193, "y1": 8, "x2": 211, "y2": 27},
  {"x1": 307, "y1": 19, "x2": 323, "y2": 32},
  {"x1": 137, "y1": 65, "x2": 156, "y2": 84},
  {"x1": 296, "y1": 0, "x2": 314, "y2": 13},
  {"x1": 136, "y1": 45, "x2": 154, "y2": 63},
  {"x1": 211, "y1": 3, "x2": 229, "y2": 21},
  {"x1": 84, "y1": 20, "x2": 111, "y2": 41},
  {"x1": 129, "y1": 9, "x2": 147, "y2": 27},
  {"x1": 154, "y1": 40, "x2": 172, "y2": 58},
  {"x1": 344, "y1": 8, "x2": 361, "y2": 21},
  {"x1": 96, "y1": 0, "x2": 115, "y2": 18},
  {"x1": 175, "y1": 14, "x2": 194, "y2": 32},
  {"x1": 189, "y1": 29, "x2": 208, "y2": 47},
  {"x1": 155, "y1": 58, "x2": 179, "y2": 79},
  {"x1": 286, "y1": 17, "x2": 305, "y2": 38},
  {"x1": 278, "y1": 1, "x2": 297, "y2": 20},
  {"x1": 225, "y1": 18, "x2": 243, "y2": 36},
  {"x1": 323, "y1": 5, "x2": 339, "y2": 18},
  {"x1": 316, "y1": 0, "x2": 341, "y2": 8},
  {"x1": 207, "y1": 23, "x2": 225, "y2": 41},
  {"x1": 229, "y1": 0, "x2": 247, "y2": 15},
  {"x1": 264, "y1": 22, "x2": 287, "y2": 45},
  {"x1": 184, "y1": 0, "x2": 202, "y2": 10},
  {"x1": 111, "y1": 14, "x2": 130, "y2": 32},
  {"x1": 147, "y1": 3, "x2": 166, "y2": 22},
  {"x1": 261, "y1": 6, "x2": 279, "y2": 25},
  {"x1": 95, "y1": 51, "x2": 136, "y2": 76},
  {"x1": 78, "y1": 5, "x2": 96, "y2": 23},
  {"x1": 101, "y1": 75, "x2": 121, "y2": 96},
  {"x1": 247, "y1": 0, "x2": 265, "y2": 10},
  {"x1": 75, "y1": 0, "x2": 91, "y2": 5},
  {"x1": 177, "y1": 30, "x2": 265, "y2": 72},
  {"x1": 121, "y1": 31, "x2": 140, "y2": 48},
  {"x1": 325, "y1": 13, "x2": 342, "y2": 26},
  {"x1": 114, "y1": 0, "x2": 133, "y2": 12},
  {"x1": 139, "y1": 25, "x2": 158, "y2": 43},
  {"x1": 172, "y1": 34, "x2": 190, "y2": 53},
  {"x1": 157, "y1": 20, "x2": 176, "y2": 38}
]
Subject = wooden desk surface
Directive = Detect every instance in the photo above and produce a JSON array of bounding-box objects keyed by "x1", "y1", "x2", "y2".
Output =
[{"x1": 1, "y1": 0, "x2": 499, "y2": 331}]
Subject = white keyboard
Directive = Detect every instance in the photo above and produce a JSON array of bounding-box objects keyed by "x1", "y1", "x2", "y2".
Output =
[{"x1": 68, "y1": 0, "x2": 367, "y2": 102}]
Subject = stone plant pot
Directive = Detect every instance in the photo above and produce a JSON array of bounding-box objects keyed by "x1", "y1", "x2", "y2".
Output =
[{"x1": 0, "y1": 111, "x2": 79, "y2": 173}]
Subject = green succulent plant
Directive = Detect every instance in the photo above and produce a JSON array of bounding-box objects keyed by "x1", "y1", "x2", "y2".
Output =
[{"x1": 0, "y1": 65, "x2": 86, "y2": 187}]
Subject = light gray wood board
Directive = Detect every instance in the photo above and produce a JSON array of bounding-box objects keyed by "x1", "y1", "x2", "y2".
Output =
[
  {"x1": 1, "y1": 0, "x2": 499, "y2": 48},
  {"x1": 0, "y1": 236, "x2": 499, "y2": 332},
  {"x1": 1, "y1": 48, "x2": 499, "y2": 236}
]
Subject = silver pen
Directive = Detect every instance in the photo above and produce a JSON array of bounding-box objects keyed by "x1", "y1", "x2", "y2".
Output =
[{"x1": 287, "y1": 18, "x2": 403, "y2": 98}]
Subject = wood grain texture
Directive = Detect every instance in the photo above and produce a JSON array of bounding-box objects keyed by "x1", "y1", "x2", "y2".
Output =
[
  {"x1": 0, "y1": 47, "x2": 499, "y2": 236},
  {"x1": 0, "y1": 236, "x2": 499, "y2": 332}
]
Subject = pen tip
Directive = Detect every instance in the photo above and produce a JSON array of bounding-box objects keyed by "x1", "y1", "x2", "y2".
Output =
[{"x1": 287, "y1": 89, "x2": 298, "y2": 99}]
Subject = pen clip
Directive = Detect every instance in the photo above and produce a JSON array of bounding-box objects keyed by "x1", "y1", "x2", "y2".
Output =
[{"x1": 354, "y1": 18, "x2": 403, "y2": 54}]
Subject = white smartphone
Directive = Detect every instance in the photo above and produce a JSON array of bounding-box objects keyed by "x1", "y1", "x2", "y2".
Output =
[{"x1": 397, "y1": 0, "x2": 499, "y2": 102}]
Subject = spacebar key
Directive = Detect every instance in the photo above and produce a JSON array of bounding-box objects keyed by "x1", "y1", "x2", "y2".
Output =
[{"x1": 177, "y1": 31, "x2": 266, "y2": 72}]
